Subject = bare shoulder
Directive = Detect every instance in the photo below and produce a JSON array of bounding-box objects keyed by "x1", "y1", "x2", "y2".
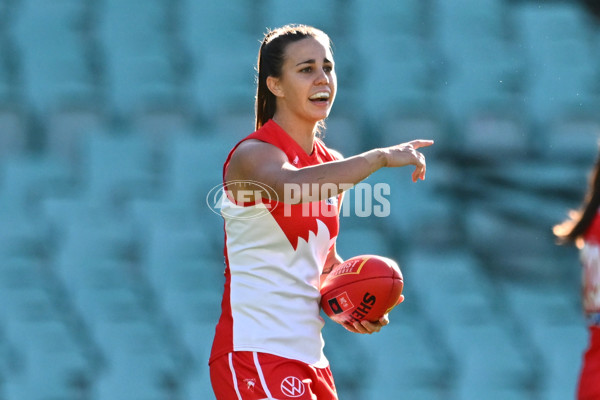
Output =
[
  {"x1": 226, "y1": 139, "x2": 288, "y2": 181},
  {"x1": 229, "y1": 139, "x2": 287, "y2": 166}
]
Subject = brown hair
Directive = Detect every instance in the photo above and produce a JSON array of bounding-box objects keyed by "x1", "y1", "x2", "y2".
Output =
[
  {"x1": 255, "y1": 24, "x2": 332, "y2": 131},
  {"x1": 554, "y1": 147, "x2": 600, "y2": 246}
]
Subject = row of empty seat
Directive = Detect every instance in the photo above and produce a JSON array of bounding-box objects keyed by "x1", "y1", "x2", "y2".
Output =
[{"x1": 0, "y1": 0, "x2": 597, "y2": 399}]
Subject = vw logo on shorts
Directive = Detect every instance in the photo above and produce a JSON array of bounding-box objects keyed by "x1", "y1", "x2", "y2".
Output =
[
  {"x1": 280, "y1": 376, "x2": 306, "y2": 398},
  {"x1": 206, "y1": 180, "x2": 279, "y2": 220}
]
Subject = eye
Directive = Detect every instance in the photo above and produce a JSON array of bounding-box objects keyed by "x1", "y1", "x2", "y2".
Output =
[
  {"x1": 324, "y1": 65, "x2": 333, "y2": 73},
  {"x1": 300, "y1": 66, "x2": 312, "y2": 73}
]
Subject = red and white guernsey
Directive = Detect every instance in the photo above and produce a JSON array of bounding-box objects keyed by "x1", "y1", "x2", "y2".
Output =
[
  {"x1": 582, "y1": 210, "x2": 600, "y2": 315},
  {"x1": 210, "y1": 119, "x2": 340, "y2": 368}
]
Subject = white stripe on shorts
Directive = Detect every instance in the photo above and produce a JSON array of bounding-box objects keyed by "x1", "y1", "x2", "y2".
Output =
[
  {"x1": 253, "y1": 351, "x2": 274, "y2": 399},
  {"x1": 228, "y1": 353, "x2": 243, "y2": 400}
]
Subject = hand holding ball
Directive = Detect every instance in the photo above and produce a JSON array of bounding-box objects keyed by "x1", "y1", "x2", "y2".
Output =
[{"x1": 320, "y1": 255, "x2": 404, "y2": 325}]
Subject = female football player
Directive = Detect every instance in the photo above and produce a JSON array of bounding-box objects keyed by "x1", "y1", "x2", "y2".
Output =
[{"x1": 210, "y1": 24, "x2": 433, "y2": 400}]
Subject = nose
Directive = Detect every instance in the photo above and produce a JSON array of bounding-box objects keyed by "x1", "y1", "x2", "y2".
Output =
[{"x1": 314, "y1": 67, "x2": 329, "y2": 85}]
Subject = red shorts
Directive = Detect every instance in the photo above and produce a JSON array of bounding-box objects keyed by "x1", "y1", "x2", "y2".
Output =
[
  {"x1": 578, "y1": 326, "x2": 600, "y2": 400},
  {"x1": 209, "y1": 352, "x2": 338, "y2": 400}
]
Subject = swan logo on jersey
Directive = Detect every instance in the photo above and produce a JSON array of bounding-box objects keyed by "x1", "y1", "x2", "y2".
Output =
[
  {"x1": 206, "y1": 180, "x2": 279, "y2": 220},
  {"x1": 280, "y1": 376, "x2": 306, "y2": 397},
  {"x1": 244, "y1": 378, "x2": 256, "y2": 391}
]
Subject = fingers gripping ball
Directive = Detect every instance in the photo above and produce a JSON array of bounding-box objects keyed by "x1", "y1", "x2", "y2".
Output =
[{"x1": 320, "y1": 255, "x2": 404, "y2": 325}]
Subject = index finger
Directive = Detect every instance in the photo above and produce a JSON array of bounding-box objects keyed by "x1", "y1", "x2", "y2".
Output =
[{"x1": 408, "y1": 139, "x2": 434, "y2": 149}]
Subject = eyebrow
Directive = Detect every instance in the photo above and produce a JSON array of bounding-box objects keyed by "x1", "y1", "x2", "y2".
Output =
[{"x1": 295, "y1": 58, "x2": 333, "y2": 66}]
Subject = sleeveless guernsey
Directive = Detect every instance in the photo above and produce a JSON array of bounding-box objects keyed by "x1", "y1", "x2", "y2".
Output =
[{"x1": 210, "y1": 119, "x2": 340, "y2": 367}]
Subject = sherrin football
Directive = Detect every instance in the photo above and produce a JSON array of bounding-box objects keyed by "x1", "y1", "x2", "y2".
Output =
[{"x1": 320, "y1": 255, "x2": 404, "y2": 325}]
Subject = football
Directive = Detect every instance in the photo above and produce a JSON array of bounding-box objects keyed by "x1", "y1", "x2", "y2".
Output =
[{"x1": 320, "y1": 255, "x2": 404, "y2": 325}]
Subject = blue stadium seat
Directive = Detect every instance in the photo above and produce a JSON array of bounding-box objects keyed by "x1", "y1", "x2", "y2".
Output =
[
  {"x1": 180, "y1": 0, "x2": 259, "y2": 116},
  {"x1": 53, "y1": 213, "x2": 136, "y2": 269},
  {"x1": 0, "y1": 214, "x2": 47, "y2": 260},
  {"x1": 162, "y1": 133, "x2": 230, "y2": 212},
  {"x1": 432, "y1": 0, "x2": 508, "y2": 43},
  {"x1": 161, "y1": 288, "x2": 222, "y2": 331},
  {"x1": 0, "y1": 264, "x2": 59, "y2": 326},
  {"x1": 263, "y1": 0, "x2": 341, "y2": 35},
  {"x1": 212, "y1": 109, "x2": 255, "y2": 143},
  {"x1": 455, "y1": 111, "x2": 530, "y2": 163},
  {"x1": 513, "y1": 2, "x2": 590, "y2": 42},
  {"x1": 130, "y1": 105, "x2": 193, "y2": 163},
  {"x1": 13, "y1": 0, "x2": 97, "y2": 113},
  {"x1": 180, "y1": 0, "x2": 259, "y2": 51},
  {"x1": 447, "y1": 322, "x2": 534, "y2": 396},
  {"x1": 45, "y1": 102, "x2": 108, "y2": 168},
  {"x1": 0, "y1": 154, "x2": 73, "y2": 216},
  {"x1": 335, "y1": 226, "x2": 393, "y2": 260},
  {"x1": 3, "y1": 319, "x2": 96, "y2": 400},
  {"x1": 404, "y1": 249, "x2": 496, "y2": 325},
  {"x1": 179, "y1": 319, "x2": 216, "y2": 367},
  {"x1": 542, "y1": 116, "x2": 600, "y2": 166},
  {"x1": 94, "y1": 318, "x2": 188, "y2": 400},
  {"x1": 350, "y1": 0, "x2": 428, "y2": 39},
  {"x1": 321, "y1": 114, "x2": 365, "y2": 158},
  {"x1": 430, "y1": 0, "x2": 525, "y2": 125},
  {"x1": 0, "y1": 38, "x2": 18, "y2": 102},
  {"x1": 363, "y1": 166, "x2": 455, "y2": 247},
  {"x1": 181, "y1": 356, "x2": 216, "y2": 400},
  {"x1": 0, "y1": 269, "x2": 99, "y2": 398},
  {"x1": 99, "y1": 0, "x2": 182, "y2": 116},
  {"x1": 356, "y1": 35, "x2": 438, "y2": 119},
  {"x1": 501, "y1": 281, "x2": 582, "y2": 332},
  {"x1": 80, "y1": 130, "x2": 158, "y2": 208},
  {"x1": 105, "y1": 52, "x2": 181, "y2": 117},
  {"x1": 462, "y1": 205, "x2": 563, "y2": 281},
  {"x1": 190, "y1": 41, "x2": 257, "y2": 117},
  {"x1": 513, "y1": 3, "x2": 598, "y2": 124},
  {"x1": 438, "y1": 37, "x2": 524, "y2": 125},
  {"x1": 531, "y1": 324, "x2": 587, "y2": 400},
  {"x1": 127, "y1": 197, "x2": 193, "y2": 231},
  {"x1": 139, "y1": 220, "x2": 221, "y2": 292},
  {"x1": 366, "y1": 320, "x2": 448, "y2": 387},
  {"x1": 378, "y1": 112, "x2": 444, "y2": 148},
  {"x1": 321, "y1": 321, "x2": 372, "y2": 399},
  {"x1": 0, "y1": 0, "x2": 16, "y2": 29}
]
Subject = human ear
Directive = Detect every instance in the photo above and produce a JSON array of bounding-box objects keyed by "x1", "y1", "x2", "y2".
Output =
[{"x1": 266, "y1": 76, "x2": 284, "y2": 97}]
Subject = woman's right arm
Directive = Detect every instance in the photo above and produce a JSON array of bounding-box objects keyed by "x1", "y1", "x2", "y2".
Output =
[{"x1": 225, "y1": 139, "x2": 433, "y2": 204}]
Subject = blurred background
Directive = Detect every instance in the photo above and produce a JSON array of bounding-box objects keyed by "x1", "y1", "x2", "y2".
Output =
[{"x1": 0, "y1": 0, "x2": 599, "y2": 399}]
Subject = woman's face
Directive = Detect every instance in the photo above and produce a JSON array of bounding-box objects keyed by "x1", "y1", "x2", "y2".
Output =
[{"x1": 269, "y1": 36, "x2": 337, "y2": 125}]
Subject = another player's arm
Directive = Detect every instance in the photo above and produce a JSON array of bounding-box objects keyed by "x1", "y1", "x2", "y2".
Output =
[{"x1": 225, "y1": 139, "x2": 433, "y2": 203}]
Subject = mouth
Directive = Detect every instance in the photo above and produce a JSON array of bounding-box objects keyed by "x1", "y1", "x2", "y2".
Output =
[{"x1": 309, "y1": 91, "x2": 331, "y2": 103}]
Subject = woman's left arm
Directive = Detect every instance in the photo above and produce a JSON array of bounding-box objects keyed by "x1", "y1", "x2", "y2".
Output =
[{"x1": 320, "y1": 242, "x2": 343, "y2": 287}]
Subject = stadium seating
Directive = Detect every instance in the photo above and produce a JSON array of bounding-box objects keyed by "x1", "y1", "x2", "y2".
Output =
[
  {"x1": 0, "y1": 101, "x2": 28, "y2": 158},
  {"x1": 0, "y1": 1, "x2": 597, "y2": 398},
  {"x1": 513, "y1": 2, "x2": 600, "y2": 126},
  {"x1": 12, "y1": 0, "x2": 98, "y2": 114}
]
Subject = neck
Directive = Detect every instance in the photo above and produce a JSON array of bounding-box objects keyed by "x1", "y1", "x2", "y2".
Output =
[{"x1": 272, "y1": 114, "x2": 317, "y2": 155}]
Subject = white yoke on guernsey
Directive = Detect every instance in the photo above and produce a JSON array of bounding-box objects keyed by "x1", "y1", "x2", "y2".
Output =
[{"x1": 210, "y1": 119, "x2": 341, "y2": 368}]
